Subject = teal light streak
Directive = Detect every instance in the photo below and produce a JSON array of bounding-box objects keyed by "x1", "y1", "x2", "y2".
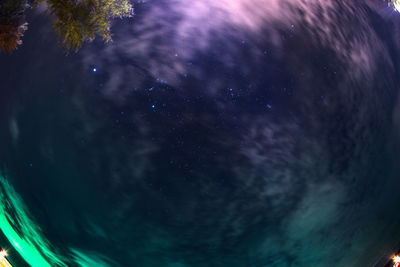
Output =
[
  {"x1": 0, "y1": 174, "x2": 113, "y2": 266},
  {"x1": 0, "y1": 174, "x2": 66, "y2": 266}
]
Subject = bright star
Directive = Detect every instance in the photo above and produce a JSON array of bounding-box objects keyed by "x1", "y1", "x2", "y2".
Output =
[
  {"x1": 92, "y1": 68, "x2": 97, "y2": 72},
  {"x1": 0, "y1": 250, "x2": 12, "y2": 267},
  {"x1": 390, "y1": 0, "x2": 400, "y2": 12},
  {"x1": 393, "y1": 255, "x2": 400, "y2": 267}
]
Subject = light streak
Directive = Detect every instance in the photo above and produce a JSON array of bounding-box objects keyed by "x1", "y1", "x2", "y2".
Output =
[{"x1": 0, "y1": 175, "x2": 64, "y2": 266}]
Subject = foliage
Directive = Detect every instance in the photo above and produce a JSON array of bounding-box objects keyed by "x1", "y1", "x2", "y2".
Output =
[
  {"x1": 35, "y1": 0, "x2": 133, "y2": 52},
  {"x1": 0, "y1": 0, "x2": 25, "y2": 16},
  {"x1": 0, "y1": 22, "x2": 28, "y2": 54},
  {"x1": 0, "y1": 0, "x2": 27, "y2": 54},
  {"x1": 0, "y1": 0, "x2": 133, "y2": 54}
]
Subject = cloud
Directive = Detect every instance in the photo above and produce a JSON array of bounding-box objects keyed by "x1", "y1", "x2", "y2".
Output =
[
  {"x1": 2, "y1": 0, "x2": 400, "y2": 265},
  {"x1": 78, "y1": 0, "x2": 393, "y2": 103}
]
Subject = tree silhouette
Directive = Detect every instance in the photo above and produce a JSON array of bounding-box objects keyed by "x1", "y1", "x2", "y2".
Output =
[
  {"x1": 0, "y1": 0, "x2": 28, "y2": 54},
  {"x1": 0, "y1": 0, "x2": 133, "y2": 54},
  {"x1": 0, "y1": 16, "x2": 28, "y2": 54}
]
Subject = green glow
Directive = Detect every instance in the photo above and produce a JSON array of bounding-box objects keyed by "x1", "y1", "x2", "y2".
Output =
[
  {"x1": 0, "y1": 174, "x2": 113, "y2": 266},
  {"x1": 0, "y1": 174, "x2": 66, "y2": 266},
  {"x1": 70, "y1": 249, "x2": 111, "y2": 267}
]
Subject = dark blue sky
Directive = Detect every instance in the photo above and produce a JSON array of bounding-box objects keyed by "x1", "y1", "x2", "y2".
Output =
[{"x1": 1, "y1": 0, "x2": 400, "y2": 266}]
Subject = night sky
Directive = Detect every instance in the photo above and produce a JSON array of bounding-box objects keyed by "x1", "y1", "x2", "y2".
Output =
[{"x1": 1, "y1": 0, "x2": 400, "y2": 266}]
